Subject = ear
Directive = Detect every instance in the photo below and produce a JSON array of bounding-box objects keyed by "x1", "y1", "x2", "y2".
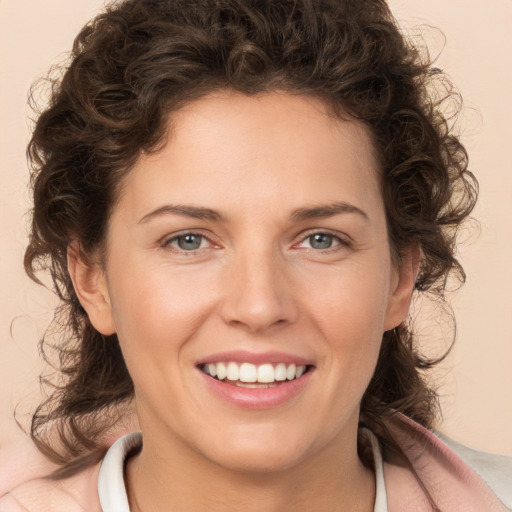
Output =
[
  {"x1": 383, "y1": 244, "x2": 421, "y2": 331},
  {"x1": 67, "y1": 242, "x2": 116, "y2": 335}
]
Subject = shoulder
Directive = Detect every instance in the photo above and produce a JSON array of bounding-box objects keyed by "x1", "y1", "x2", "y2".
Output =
[
  {"x1": 438, "y1": 432, "x2": 512, "y2": 507},
  {"x1": 0, "y1": 462, "x2": 102, "y2": 512},
  {"x1": 387, "y1": 413, "x2": 512, "y2": 510},
  {"x1": 0, "y1": 431, "x2": 141, "y2": 512}
]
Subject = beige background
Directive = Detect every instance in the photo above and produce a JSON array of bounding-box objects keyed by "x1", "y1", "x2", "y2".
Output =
[{"x1": 1, "y1": 0, "x2": 511, "y2": 456}]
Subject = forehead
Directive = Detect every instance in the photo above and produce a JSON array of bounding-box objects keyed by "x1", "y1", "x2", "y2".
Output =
[
  {"x1": 167, "y1": 90, "x2": 377, "y2": 168},
  {"x1": 115, "y1": 90, "x2": 382, "y2": 223}
]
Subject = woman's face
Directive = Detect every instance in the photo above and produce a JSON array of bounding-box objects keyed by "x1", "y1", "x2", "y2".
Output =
[{"x1": 81, "y1": 90, "x2": 415, "y2": 473}]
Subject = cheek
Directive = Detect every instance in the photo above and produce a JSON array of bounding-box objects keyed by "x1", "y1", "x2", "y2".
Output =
[
  {"x1": 107, "y1": 262, "x2": 219, "y2": 365},
  {"x1": 302, "y1": 259, "x2": 391, "y2": 392},
  {"x1": 304, "y1": 259, "x2": 391, "y2": 340}
]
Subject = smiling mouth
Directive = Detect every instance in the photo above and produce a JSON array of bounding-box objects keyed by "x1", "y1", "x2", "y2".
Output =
[{"x1": 199, "y1": 362, "x2": 313, "y2": 388}]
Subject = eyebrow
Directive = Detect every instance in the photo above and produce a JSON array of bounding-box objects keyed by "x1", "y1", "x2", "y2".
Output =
[
  {"x1": 138, "y1": 204, "x2": 226, "y2": 224},
  {"x1": 290, "y1": 201, "x2": 369, "y2": 222},
  {"x1": 138, "y1": 201, "x2": 369, "y2": 224}
]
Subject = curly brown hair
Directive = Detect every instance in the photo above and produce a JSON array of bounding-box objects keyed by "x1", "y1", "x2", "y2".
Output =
[{"x1": 24, "y1": 0, "x2": 477, "y2": 474}]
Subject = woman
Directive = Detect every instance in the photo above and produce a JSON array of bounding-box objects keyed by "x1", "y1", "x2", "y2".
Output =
[{"x1": 1, "y1": 0, "x2": 511, "y2": 510}]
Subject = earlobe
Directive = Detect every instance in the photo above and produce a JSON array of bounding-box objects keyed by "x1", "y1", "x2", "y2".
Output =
[
  {"x1": 67, "y1": 243, "x2": 116, "y2": 335},
  {"x1": 384, "y1": 244, "x2": 421, "y2": 331}
]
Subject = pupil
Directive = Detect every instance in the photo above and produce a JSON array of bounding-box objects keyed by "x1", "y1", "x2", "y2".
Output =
[
  {"x1": 311, "y1": 233, "x2": 332, "y2": 249},
  {"x1": 178, "y1": 234, "x2": 202, "y2": 250}
]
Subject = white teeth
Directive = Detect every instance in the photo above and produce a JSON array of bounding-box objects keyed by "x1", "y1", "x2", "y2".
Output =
[
  {"x1": 202, "y1": 361, "x2": 309, "y2": 383},
  {"x1": 235, "y1": 381, "x2": 278, "y2": 388},
  {"x1": 257, "y1": 363, "x2": 275, "y2": 383},
  {"x1": 239, "y1": 363, "x2": 257, "y2": 383},
  {"x1": 286, "y1": 363, "x2": 296, "y2": 380},
  {"x1": 207, "y1": 363, "x2": 217, "y2": 377},
  {"x1": 295, "y1": 365, "x2": 306, "y2": 378},
  {"x1": 216, "y1": 362, "x2": 227, "y2": 380},
  {"x1": 274, "y1": 363, "x2": 287, "y2": 381},
  {"x1": 227, "y1": 362, "x2": 239, "y2": 381}
]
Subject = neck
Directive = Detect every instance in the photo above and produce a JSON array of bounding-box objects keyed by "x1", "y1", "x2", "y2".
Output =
[{"x1": 125, "y1": 424, "x2": 375, "y2": 512}]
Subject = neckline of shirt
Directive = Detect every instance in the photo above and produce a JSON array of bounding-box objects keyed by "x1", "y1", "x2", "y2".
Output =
[{"x1": 97, "y1": 430, "x2": 388, "y2": 512}]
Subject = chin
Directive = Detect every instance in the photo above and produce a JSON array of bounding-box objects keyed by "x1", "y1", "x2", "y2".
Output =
[
  {"x1": 210, "y1": 448, "x2": 307, "y2": 475},
  {"x1": 196, "y1": 429, "x2": 318, "y2": 475}
]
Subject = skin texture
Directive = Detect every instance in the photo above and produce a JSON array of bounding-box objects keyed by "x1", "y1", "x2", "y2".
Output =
[{"x1": 68, "y1": 90, "x2": 418, "y2": 511}]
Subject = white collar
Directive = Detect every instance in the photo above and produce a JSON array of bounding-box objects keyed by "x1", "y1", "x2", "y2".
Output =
[
  {"x1": 98, "y1": 432, "x2": 141, "y2": 512},
  {"x1": 98, "y1": 431, "x2": 388, "y2": 512}
]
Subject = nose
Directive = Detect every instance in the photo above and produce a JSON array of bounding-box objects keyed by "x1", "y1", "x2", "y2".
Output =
[{"x1": 220, "y1": 246, "x2": 299, "y2": 333}]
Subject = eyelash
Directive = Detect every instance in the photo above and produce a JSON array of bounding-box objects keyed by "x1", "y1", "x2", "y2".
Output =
[
  {"x1": 161, "y1": 231, "x2": 216, "y2": 253},
  {"x1": 161, "y1": 230, "x2": 351, "y2": 254},
  {"x1": 294, "y1": 230, "x2": 351, "y2": 252}
]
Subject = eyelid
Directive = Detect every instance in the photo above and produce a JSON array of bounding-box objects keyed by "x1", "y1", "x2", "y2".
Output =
[
  {"x1": 293, "y1": 229, "x2": 352, "y2": 249},
  {"x1": 160, "y1": 229, "x2": 220, "y2": 251},
  {"x1": 158, "y1": 228, "x2": 351, "y2": 253}
]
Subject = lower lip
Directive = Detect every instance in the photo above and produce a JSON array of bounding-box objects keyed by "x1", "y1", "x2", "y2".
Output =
[{"x1": 197, "y1": 369, "x2": 314, "y2": 410}]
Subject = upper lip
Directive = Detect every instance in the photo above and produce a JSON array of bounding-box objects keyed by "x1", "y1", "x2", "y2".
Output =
[{"x1": 196, "y1": 350, "x2": 314, "y2": 367}]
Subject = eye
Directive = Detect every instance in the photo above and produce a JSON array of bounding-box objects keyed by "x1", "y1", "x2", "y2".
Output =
[
  {"x1": 165, "y1": 233, "x2": 210, "y2": 251},
  {"x1": 298, "y1": 232, "x2": 346, "y2": 250}
]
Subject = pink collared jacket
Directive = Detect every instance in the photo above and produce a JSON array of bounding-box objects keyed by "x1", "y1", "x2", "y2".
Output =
[{"x1": 1, "y1": 414, "x2": 511, "y2": 511}]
